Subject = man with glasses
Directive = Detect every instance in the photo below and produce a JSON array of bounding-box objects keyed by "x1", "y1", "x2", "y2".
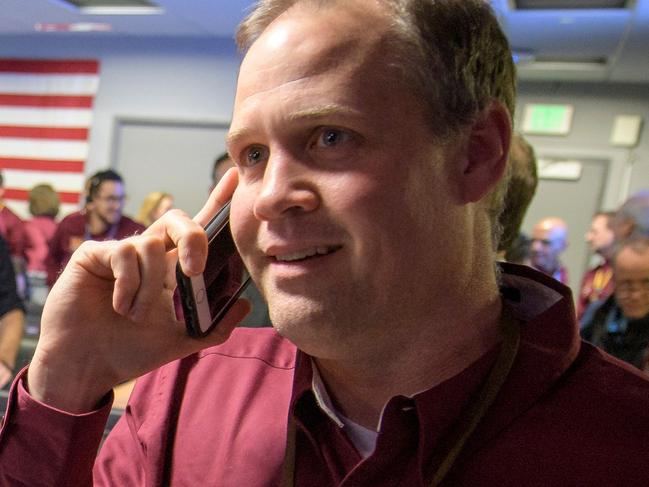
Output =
[
  {"x1": 582, "y1": 236, "x2": 649, "y2": 372},
  {"x1": 46, "y1": 169, "x2": 144, "y2": 286}
]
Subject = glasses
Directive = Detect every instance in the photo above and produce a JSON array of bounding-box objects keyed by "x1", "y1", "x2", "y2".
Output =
[
  {"x1": 615, "y1": 279, "x2": 649, "y2": 297},
  {"x1": 95, "y1": 194, "x2": 126, "y2": 204}
]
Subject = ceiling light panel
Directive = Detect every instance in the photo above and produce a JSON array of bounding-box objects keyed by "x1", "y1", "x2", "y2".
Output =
[
  {"x1": 513, "y1": 0, "x2": 629, "y2": 9},
  {"x1": 54, "y1": 0, "x2": 164, "y2": 15}
]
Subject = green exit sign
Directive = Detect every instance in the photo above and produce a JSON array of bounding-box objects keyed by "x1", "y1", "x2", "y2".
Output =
[{"x1": 522, "y1": 104, "x2": 574, "y2": 135}]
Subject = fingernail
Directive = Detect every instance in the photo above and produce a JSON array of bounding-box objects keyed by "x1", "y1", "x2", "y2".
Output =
[{"x1": 183, "y1": 248, "x2": 198, "y2": 275}]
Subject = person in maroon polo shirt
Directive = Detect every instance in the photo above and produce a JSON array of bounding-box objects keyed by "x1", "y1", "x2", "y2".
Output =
[
  {"x1": 0, "y1": 235, "x2": 24, "y2": 389},
  {"x1": 0, "y1": 171, "x2": 27, "y2": 263},
  {"x1": 45, "y1": 169, "x2": 145, "y2": 286},
  {"x1": 577, "y1": 211, "x2": 616, "y2": 323},
  {"x1": 1, "y1": 1, "x2": 649, "y2": 486},
  {"x1": 0, "y1": 171, "x2": 28, "y2": 298}
]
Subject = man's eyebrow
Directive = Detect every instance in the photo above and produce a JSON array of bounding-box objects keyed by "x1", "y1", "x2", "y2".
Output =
[
  {"x1": 226, "y1": 128, "x2": 248, "y2": 150},
  {"x1": 227, "y1": 104, "x2": 358, "y2": 148},
  {"x1": 285, "y1": 104, "x2": 357, "y2": 122}
]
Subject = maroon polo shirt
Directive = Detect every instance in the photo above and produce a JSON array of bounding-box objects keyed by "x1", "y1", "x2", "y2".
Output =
[
  {"x1": 46, "y1": 210, "x2": 145, "y2": 286},
  {"x1": 577, "y1": 261, "x2": 615, "y2": 321},
  {"x1": 0, "y1": 205, "x2": 27, "y2": 259},
  {"x1": 1, "y1": 264, "x2": 649, "y2": 486}
]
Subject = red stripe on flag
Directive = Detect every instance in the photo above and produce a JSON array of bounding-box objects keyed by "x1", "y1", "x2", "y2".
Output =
[
  {"x1": 0, "y1": 59, "x2": 99, "y2": 74},
  {"x1": 4, "y1": 188, "x2": 80, "y2": 204},
  {"x1": 0, "y1": 94, "x2": 93, "y2": 108},
  {"x1": 0, "y1": 158, "x2": 85, "y2": 173},
  {"x1": 0, "y1": 126, "x2": 88, "y2": 140}
]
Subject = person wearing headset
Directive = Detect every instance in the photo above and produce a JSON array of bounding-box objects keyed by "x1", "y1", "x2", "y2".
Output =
[{"x1": 45, "y1": 169, "x2": 144, "y2": 287}]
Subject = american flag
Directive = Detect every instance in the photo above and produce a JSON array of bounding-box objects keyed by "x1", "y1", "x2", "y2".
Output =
[{"x1": 0, "y1": 58, "x2": 100, "y2": 219}]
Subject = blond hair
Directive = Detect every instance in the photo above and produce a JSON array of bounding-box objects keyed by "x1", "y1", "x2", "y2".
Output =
[
  {"x1": 29, "y1": 184, "x2": 60, "y2": 218},
  {"x1": 137, "y1": 191, "x2": 172, "y2": 227}
]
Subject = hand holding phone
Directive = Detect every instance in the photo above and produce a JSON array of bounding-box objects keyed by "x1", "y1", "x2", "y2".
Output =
[{"x1": 176, "y1": 201, "x2": 251, "y2": 338}]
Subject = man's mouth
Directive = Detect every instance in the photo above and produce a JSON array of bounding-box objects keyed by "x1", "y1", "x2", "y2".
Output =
[{"x1": 274, "y1": 245, "x2": 341, "y2": 262}]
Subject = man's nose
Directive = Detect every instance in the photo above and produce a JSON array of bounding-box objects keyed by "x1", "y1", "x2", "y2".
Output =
[{"x1": 252, "y1": 150, "x2": 319, "y2": 221}]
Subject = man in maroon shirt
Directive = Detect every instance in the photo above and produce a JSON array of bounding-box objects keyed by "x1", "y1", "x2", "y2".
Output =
[
  {"x1": 577, "y1": 211, "x2": 616, "y2": 322},
  {"x1": 0, "y1": 172, "x2": 27, "y2": 263},
  {"x1": 0, "y1": 171, "x2": 28, "y2": 298},
  {"x1": 46, "y1": 169, "x2": 145, "y2": 286},
  {"x1": 1, "y1": 1, "x2": 649, "y2": 486}
]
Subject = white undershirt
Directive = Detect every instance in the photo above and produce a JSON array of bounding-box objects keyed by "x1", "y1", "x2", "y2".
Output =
[{"x1": 311, "y1": 363, "x2": 378, "y2": 458}]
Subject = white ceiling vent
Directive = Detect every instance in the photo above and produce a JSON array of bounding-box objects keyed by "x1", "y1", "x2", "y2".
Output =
[
  {"x1": 52, "y1": 0, "x2": 163, "y2": 14},
  {"x1": 512, "y1": 0, "x2": 631, "y2": 9}
]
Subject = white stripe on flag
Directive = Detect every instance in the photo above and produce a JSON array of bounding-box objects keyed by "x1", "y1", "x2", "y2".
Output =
[
  {"x1": 0, "y1": 74, "x2": 100, "y2": 96},
  {"x1": 6, "y1": 201, "x2": 81, "y2": 220},
  {"x1": 0, "y1": 138, "x2": 89, "y2": 160},
  {"x1": 2, "y1": 168, "x2": 86, "y2": 193},
  {"x1": 0, "y1": 107, "x2": 93, "y2": 127}
]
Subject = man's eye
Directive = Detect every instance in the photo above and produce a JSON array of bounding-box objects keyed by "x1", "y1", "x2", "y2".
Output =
[
  {"x1": 244, "y1": 146, "x2": 268, "y2": 166},
  {"x1": 317, "y1": 129, "x2": 348, "y2": 148}
]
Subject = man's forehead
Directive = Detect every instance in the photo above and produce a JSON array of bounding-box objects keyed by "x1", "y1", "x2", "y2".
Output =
[
  {"x1": 238, "y1": 1, "x2": 391, "y2": 83},
  {"x1": 615, "y1": 246, "x2": 649, "y2": 273},
  {"x1": 98, "y1": 181, "x2": 123, "y2": 194},
  {"x1": 533, "y1": 226, "x2": 557, "y2": 238},
  {"x1": 231, "y1": 1, "x2": 411, "y2": 138},
  {"x1": 593, "y1": 215, "x2": 608, "y2": 226}
]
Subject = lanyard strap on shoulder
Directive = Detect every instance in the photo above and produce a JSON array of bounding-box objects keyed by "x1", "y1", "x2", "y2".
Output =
[{"x1": 281, "y1": 307, "x2": 521, "y2": 487}]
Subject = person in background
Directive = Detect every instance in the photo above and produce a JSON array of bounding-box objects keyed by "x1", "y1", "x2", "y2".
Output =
[
  {"x1": 0, "y1": 171, "x2": 28, "y2": 298},
  {"x1": 581, "y1": 236, "x2": 649, "y2": 373},
  {"x1": 209, "y1": 152, "x2": 235, "y2": 194},
  {"x1": 530, "y1": 216, "x2": 570, "y2": 284},
  {"x1": 577, "y1": 211, "x2": 616, "y2": 322},
  {"x1": 1, "y1": 1, "x2": 648, "y2": 486},
  {"x1": 0, "y1": 171, "x2": 27, "y2": 261},
  {"x1": 24, "y1": 184, "x2": 60, "y2": 275},
  {"x1": 46, "y1": 169, "x2": 145, "y2": 286},
  {"x1": 496, "y1": 132, "x2": 538, "y2": 262},
  {"x1": 0, "y1": 235, "x2": 25, "y2": 389},
  {"x1": 504, "y1": 232, "x2": 532, "y2": 266},
  {"x1": 611, "y1": 189, "x2": 649, "y2": 240},
  {"x1": 136, "y1": 191, "x2": 174, "y2": 227}
]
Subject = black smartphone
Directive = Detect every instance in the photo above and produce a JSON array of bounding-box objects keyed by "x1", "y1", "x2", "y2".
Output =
[{"x1": 176, "y1": 201, "x2": 251, "y2": 338}]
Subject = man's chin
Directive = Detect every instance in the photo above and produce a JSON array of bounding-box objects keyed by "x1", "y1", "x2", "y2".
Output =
[
  {"x1": 268, "y1": 299, "x2": 330, "y2": 338},
  {"x1": 103, "y1": 215, "x2": 121, "y2": 225}
]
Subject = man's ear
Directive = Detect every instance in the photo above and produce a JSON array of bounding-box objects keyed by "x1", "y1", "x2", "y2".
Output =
[{"x1": 460, "y1": 101, "x2": 512, "y2": 203}]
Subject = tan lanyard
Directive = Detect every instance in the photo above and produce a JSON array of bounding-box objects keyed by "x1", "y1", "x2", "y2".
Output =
[{"x1": 280, "y1": 308, "x2": 521, "y2": 487}]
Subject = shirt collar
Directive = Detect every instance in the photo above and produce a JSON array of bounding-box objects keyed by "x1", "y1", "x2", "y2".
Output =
[
  {"x1": 289, "y1": 263, "x2": 580, "y2": 458},
  {"x1": 310, "y1": 360, "x2": 345, "y2": 428}
]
